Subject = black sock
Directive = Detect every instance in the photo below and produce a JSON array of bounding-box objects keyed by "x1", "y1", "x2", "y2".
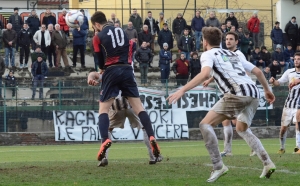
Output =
[
  {"x1": 98, "y1": 113, "x2": 109, "y2": 143},
  {"x1": 138, "y1": 111, "x2": 154, "y2": 137},
  {"x1": 298, "y1": 122, "x2": 300, "y2": 131}
]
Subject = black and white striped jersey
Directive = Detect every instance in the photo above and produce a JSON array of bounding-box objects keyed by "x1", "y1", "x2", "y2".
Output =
[
  {"x1": 277, "y1": 69, "x2": 300, "y2": 109},
  {"x1": 110, "y1": 91, "x2": 131, "y2": 111},
  {"x1": 201, "y1": 48, "x2": 260, "y2": 98}
]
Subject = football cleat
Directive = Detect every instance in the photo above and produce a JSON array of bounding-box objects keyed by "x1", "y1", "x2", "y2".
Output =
[
  {"x1": 220, "y1": 152, "x2": 233, "y2": 157},
  {"x1": 294, "y1": 147, "x2": 299, "y2": 153},
  {"x1": 295, "y1": 149, "x2": 300, "y2": 154},
  {"x1": 259, "y1": 163, "x2": 276, "y2": 178},
  {"x1": 97, "y1": 158, "x2": 108, "y2": 167},
  {"x1": 97, "y1": 139, "x2": 112, "y2": 161},
  {"x1": 277, "y1": 149, "x2": 285, "y2": 154},
  {"x1": 249, "y1": 150, "x2": 257, "y2": 156},
  {"x1": 149, "y1": 136, "x2": 161, "y2": 159},
  {"x1": 207, "y1": 164, "x2": 229, "y2": 183}
]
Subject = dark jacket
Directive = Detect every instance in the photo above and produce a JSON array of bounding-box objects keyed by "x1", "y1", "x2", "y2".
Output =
[
  {"x1": 251, "y1": 51, "x2": 262, "y2": 62},
  {"x1": 178, "y1": 35, "x2": 194, "y2": 52},
  {"x1": 8, "y1": 13, "x2": 23, "y2": 32},
  {"x1": 31, "y1": 52, "x2": 47, "y2": 63},
  {"x1": 81, "y1": 15, "x2": 89, "y2": 30},
  {"x1": 31, "y1": 61, "x2": 48, "y2": 76},
  {"x1": 270, "y1": 27, "x2": 284, "y2": 44},
  {"x1": 138, "y1": 31, "x2": 152, "y2": 46},
  {"x1": 268, "y1": 63, "x2": 281, "y2": 76},
  {"x1": 124, "y1": 27, "x2": 138, "y2": 40},
  {"x1": 284, "y1": 21, "x2": 298, "y2": 35},
  {"x1": 0, "y1": 20, "x2": 3, "y2": 29},
  {"x1": 172, "y1": 17, "x2": 187, "y2": 35},
  {"x1": 51, "y1": 30, "x2": 68, "y2": 49},
  {"x1": 159, "y1": 49, "x2": 172, "y2": 65},
  {"x1": 189, "y1": 58, "x2": 201, "y2": 79},
  {"x1": 205, "y1": 17, "x2": 220, "y2": 28},
  {"x1": 157, "y1": 28, "x2": 173, "y2": 49},
  {"x1": 272, "y1": 51, "x2": 284, "y2": 62},
  {"x1": 135, "y1": 47, "x2": 153, "y2": 63},
  {"x1": 26, "y1": 14, "x2": 40, "y2": 35},
  {"x1": 2, "y1": 29, "x2": 17, "y2": 48},
  {"x1": 18, "y1": 28, "x2": 33, "y2": 47},
  {"x1": 191, "y1": 16, "x2": 205, "y2": 32},
  {"x1": 172, "y1": 58, "x2": 189, "y2": 75},
  {"x1": 225, "y1": 16, "x2": 239, "y2": 28},
  {"x1": 261, "y1": 51, "x2": 272, "y2": 65},
  {"x1": 283, "y1": 49, "x2": 295, "y2": 61},
  {"x1": 129, "y1": 14, "x2": 143, "y2": 33},
  {"x1": 42, "y1": 12, "x2": 56, "y2": 27},
  {"x1": 144, "y1": 17, "x2": 159, "y2": 34},
  {"x1": 240, "y1": 35, "x2": 254, "y2": 55},
  {"x1": 5, "y1": 74, "x2": 16, "y2": 86},
  {"x1": 72, "y1": 29, "x2": 86, "y2": 46},
  {"x1": 0, "y1": 57, "x2": 5, "y2": 76}
]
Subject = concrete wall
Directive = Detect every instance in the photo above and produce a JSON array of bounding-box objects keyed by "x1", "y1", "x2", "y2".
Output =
[{"x1": 0, "y1": 126, "x2": 295, "y2": 145}]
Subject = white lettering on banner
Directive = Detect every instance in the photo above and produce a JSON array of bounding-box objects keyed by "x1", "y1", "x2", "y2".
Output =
[
  {"x1": 138, "y1": 85, "x2": 273, "y2": 111},
  {"x1": 53, "y1": 109, "x2": 188, "y2": 141}
]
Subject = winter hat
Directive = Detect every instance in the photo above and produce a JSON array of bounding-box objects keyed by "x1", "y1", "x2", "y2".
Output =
[
  {"x1": 276, "y1": 44, "x2": 282, "y2": 49},
  {"x1": 163, "y1": 43, "x2": 168, "y2": 47},
  {"x1": 159, "y1": 12, "x2": 164, "y2": 16}
]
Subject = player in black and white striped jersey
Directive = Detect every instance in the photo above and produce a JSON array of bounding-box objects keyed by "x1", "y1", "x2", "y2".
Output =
[
  {"x1": 98, "y1": 92, "x2": 163, "y2": 166},
  {"x1": 168, "y1": 27, "x2": 276, "y2": 182},
  {"x1": 269, "y1": 52, "x2": 300, "y2": 154}
]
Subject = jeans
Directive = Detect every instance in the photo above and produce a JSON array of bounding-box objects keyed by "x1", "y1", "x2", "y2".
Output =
[
  {"x1": 139, "y1": 63, "x2": 149, "y2": 84},
  {"x1": 252, "y1": 33, "x2": 259, "y2": 47},
  {"x1": 48, "y1": 46, "x2": 56, "y2": 67},
  {"x1": 73, "y1": 45, "x2": 85, "y2": 67},
  {"x1": 183, "y1": 52, "x2": 190, "y2": 60},
  {"x1": 286, "y1": 59, "x2": 294, "y2": 68},
  {"x1": 253, "y1": 60, "x2": 266, "y2": 68},
  {"x1": 280, "y1": 62, "x2": 289, "y2": 73},
  {"x1": 160, "y1": 64, "x2": 170, "y2": 83},
  {"x1": 5, "y1": 47, "x2": 15, "y2": 67},
  {"x1": 32, "y1": 75, "x2": 45, "y2": 99},
  {"x1": 93, "y1": 53, "x2": 99, "y2": 71},
  {"x1": 20, "y1": 45, "x2": 30, "y2": 64},
  {"x1": 194, "y1": 31, "x2": 202, "y2": 51}
]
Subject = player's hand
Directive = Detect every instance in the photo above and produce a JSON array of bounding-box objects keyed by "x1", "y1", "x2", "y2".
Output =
[
  {"x1": 289, "y1": 78, "x2": 300, "y2": 89},
  {"x1": 166, "y1": 89, "x2": 185, "y2": 104},
  {"x1": 269, "y1": 77, "x2": 275, "y2": 84},
  {"x1": 87, "y1": 72, "x2": 100, "y2": 86},
  {"x1": 202, "y1": 79, "x2": 210, "y2": 87},
  {"x1": 265, "y1": 90, "x2": 275, "y2": 104}
]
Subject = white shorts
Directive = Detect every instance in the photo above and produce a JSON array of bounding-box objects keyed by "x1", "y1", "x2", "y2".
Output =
[
  {"x1": 108, "y1": 108, "x2": 142, "y2": 129},
  {"x1": 211, "y1": 93, "x2": 259, "y2": 126},
  {"x1": 281, "y1": 107, "x2": 297, "y2": 127}
]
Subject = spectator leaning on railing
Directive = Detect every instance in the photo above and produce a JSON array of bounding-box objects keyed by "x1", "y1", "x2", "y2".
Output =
[{"x1": 31, "y1": 53, "x2": 48, "y2": 100}]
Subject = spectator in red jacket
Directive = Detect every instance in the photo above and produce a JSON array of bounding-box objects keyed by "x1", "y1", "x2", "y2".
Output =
[
  {"x1": 58, "y1": 9, "x2": 69, "y2": 37},
  {"x1": 247, "y1": 13, "x2": 260, "y2": 48},
  {"x1": 172, "y1": 53, "x2": 190, "y2": 86}
]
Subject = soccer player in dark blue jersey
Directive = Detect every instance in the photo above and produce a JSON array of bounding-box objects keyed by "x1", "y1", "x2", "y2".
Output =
[{"x1": 87, "y1": 11, "x2": 161, "y2": 164}]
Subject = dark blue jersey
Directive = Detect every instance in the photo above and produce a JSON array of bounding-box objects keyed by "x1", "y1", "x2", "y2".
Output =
[{"x1": 96, "y1": 25, "x2": 129, "y2": 69}]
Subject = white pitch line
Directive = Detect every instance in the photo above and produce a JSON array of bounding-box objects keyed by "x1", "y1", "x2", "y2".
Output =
[
  {"x1": 203, "y1": 164, "x2": 299, "y2": 175},
  {"x1": 0, "y1": 143, "x2": 295, "y2": 153}
]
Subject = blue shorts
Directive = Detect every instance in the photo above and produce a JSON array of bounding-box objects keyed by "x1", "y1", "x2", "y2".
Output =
[{"x1": 100, "y1": 65, "x2": 139, "y2": 102}]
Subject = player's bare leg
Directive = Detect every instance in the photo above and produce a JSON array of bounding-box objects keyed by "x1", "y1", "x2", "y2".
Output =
[
  {"x1": 199, "y1": 110, "x2": 229, "y2": 183},
  {"x1": 127, "y1": 97, "x2": 161, "y2": 159},
  {"x1": 235, "y1": 120, "x2": 275, "y2": 178},
  {"x1": 295, "y1": 111, "x2": 300, "y2": 153},
  {"x1": 221, "y1": 120, "x2": 233, "y2": 157},
  {"x1": 278, "y1": 125, "x2": 288, "y2": 154},
  {"x1": 97, "y1": 99, "x2": 115, "y2": 162}
]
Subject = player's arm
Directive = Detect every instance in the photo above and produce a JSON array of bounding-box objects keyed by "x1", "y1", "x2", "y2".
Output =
[
  {"x1": 269, "y1": 70, "x2": 288, "y2": 87},
  {"x1": 203, "y1": 76, "x2": 214, "y2": 87}
]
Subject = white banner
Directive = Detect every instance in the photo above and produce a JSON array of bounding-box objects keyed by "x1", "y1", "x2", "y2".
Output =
[{"x1": 53, "y1": 109, "x2": 188, "y2": 141}]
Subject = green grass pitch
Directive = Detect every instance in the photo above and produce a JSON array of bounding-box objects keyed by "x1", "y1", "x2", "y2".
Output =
[{"x1": 0, "y1": 139, "x2": 299, "y2": 186}]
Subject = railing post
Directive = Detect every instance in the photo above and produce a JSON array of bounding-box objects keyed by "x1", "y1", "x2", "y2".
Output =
[
  {"x1": 59, "y1": 80, "x2": 62, "y2": 110},
  {"x1": 3, "y1": 83, "x2": 6, "y2": 132}
]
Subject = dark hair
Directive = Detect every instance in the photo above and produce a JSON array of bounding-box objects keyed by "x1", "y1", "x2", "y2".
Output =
[
  {"x1": 287, "y1": 43, "x2": 292, "y2": 47},
  {"x1": 275, "y1": 21, "x2": 280, "y2": 25},
  {"x1": 148, "y1": 11, "x2": 152, "y2": 13},
  {"x1": 221, "y1": 23, "x2": 226, "y2": 26},
  {"x1": 202, "y1": 27, "x2": 222, "y2": 46},
  {"x1": 191, "y1": 52, "x2": 198, "y2": 57},
  {"x1": 238, "y1": 26, "x2": 243, "y2": 29},
  {"x1": 132, "y1": 8, "x2": 137, "y2": 11},
  {"x1": 226, "y1": 31, "x2": 239, "y2": 41},
  {"x1": 255, "y1": 46, "x2": 260, "y2": 50},
  {"x1": 261, "y1": 46, "x2": 267, "y2": 50},
  {"x1": 91, "y1": 11, "x2": 107, "y2": 25},
  {"x1": 226, "y1": 20, "x2": 231, "y2": 23},
  {"x1": 294, "y1": 52, "x2": 300, "y2": 57}
]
